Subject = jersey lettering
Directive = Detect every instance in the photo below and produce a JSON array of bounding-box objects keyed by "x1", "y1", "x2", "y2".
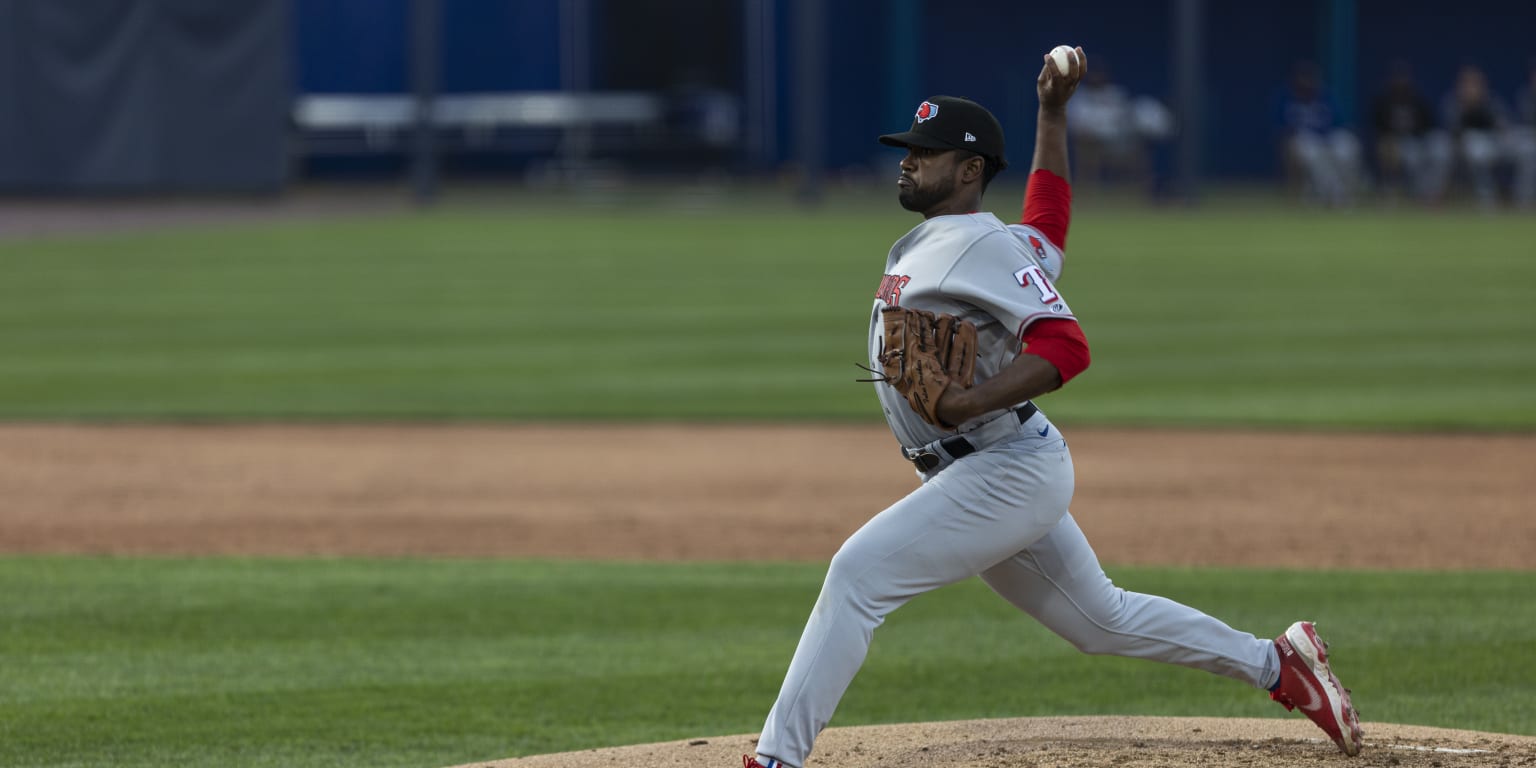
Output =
[
  {"x1": 1013, "y1": 265, "x2": 1060, "y2": 304},
  {"x1": 876, "y1": 274, "x2": 911, "y2": 306}
]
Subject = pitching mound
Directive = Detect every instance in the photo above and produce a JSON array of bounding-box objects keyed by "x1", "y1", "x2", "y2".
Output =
[{"x1": 446, "y1": 716, "x2": 1536, "y2": 768}]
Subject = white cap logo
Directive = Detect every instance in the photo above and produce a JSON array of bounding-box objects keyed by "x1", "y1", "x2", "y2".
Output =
[{"x1": 964, "y1": 132, "x2": 977, "y2": 142}]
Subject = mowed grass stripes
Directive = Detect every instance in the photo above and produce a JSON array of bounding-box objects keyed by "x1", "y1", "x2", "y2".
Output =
[
  {"x1": 1061, "y1": 206, "x2": 1536, "y2": 427},
  {"x1": 0, "y1": 557, "x2": 1533, "y2": 768},
  {"x1": 1, "y1": 192, "x2": 1532, "y2": 426}
]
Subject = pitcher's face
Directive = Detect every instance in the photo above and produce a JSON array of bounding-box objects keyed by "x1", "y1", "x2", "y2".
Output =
[{"x1": 897, "y1": 146, "x2": 962, "y2": 215}]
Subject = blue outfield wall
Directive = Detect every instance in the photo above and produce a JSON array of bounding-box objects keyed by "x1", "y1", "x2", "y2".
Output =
[
  {"x1": 294, "y1": 0, "x2": 560, "y2": 93},
  {"x1": 292, "y1": 0, "x2": 1536, "y2": 181}
]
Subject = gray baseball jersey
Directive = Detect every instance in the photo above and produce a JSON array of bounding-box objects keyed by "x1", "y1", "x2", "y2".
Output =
[{"x1": 870, "y1": 212, "x2": 1071, "y2": 449}]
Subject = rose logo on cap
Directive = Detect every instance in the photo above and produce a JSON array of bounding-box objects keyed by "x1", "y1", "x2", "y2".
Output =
[{"x1": 915, "y1": 101, "x2": 939, "y2": 123}]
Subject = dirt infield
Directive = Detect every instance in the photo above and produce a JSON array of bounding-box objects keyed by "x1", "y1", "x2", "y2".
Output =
[
  {"x1": 2, "y1": 423, "x2": 1533, "y2": 766},
  {"x1": 3, "y1": 424, "x2": 1532, "y2": 568}
]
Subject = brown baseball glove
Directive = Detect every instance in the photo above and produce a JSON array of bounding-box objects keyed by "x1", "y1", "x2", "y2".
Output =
[{"x1": 860, "y1": 307, "x2": 978, "y2": 429}]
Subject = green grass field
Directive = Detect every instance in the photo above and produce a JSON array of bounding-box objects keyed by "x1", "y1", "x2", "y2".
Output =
[
  {"x1": 1, "y1": 191, "x2": 1533, "y2": 767},
  {"x1": 2, "y1": 558, "x2": 1533, "y2": 768},
  {"x1": 1, "y1": 189, "x2": 1532, "y2": 426}
]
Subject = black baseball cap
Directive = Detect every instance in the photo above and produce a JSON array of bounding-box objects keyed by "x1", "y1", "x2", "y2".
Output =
[{"x1": 878, "y1": 95, "x2": 1008, "y2": 170}]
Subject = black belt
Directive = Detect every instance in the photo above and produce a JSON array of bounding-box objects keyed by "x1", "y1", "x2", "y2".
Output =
[{"x1": 905, "y1": 401, "x2": 1039, "y2": 472}]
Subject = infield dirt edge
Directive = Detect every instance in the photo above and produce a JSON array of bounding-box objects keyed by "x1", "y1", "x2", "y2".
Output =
[{"x1": 446, "y1": 716, "x2": 1536, "y2": 768}]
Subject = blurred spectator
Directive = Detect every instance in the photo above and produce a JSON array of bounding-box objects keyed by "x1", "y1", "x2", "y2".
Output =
[
  {"x1": 1511, "y1": 59, "x2": 1536, "y2": 209},
  {"x1": 1440, "y1": 64, "x2": 1521, "y2": 208},
  {"x1": 1370, "y1": 61, "x2": 1452, "y2": 204},
  {"x1": 1066, "y1": 62, "x2": 1175, "y2": 197},
  {"x1": 1279, "y1": 61, "x2": 1364, "y2": 207}
]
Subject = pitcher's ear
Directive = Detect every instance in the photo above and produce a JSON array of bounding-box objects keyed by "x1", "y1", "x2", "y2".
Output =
[{"x1": 962, "y1": 153, "x2": 985, "y2": 183}]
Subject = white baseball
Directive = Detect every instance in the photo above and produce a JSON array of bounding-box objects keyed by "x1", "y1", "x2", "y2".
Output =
[{"x1": 1049, "y1": 45, "x2": 1076, "y2": 75}]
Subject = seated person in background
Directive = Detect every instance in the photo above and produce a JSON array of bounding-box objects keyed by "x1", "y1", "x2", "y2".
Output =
[
  {"x1": 1370, "y1": 60, "x2": 1452, "y2": 204},
  {"x1": 1066, "y1": 62, "x2": 1174, "y2": 196},
  {"x1": 1511, "y1": 59, "x2": 1536, "y2": 209},
  {"x1": 1279, "y1": 61, "x2": 1364, "y2": 207},
  {"x1": 1441, "y1": 64, "x2": 1518, "y2": 208}
]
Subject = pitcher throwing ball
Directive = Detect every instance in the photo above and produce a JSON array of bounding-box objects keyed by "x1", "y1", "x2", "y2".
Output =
[{"x1": 744, "y1": 46, "x2": 1363, "y2": 768}]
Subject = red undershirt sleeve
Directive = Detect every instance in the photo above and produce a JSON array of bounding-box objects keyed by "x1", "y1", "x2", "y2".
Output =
[
  {"x1": 1019, "y1": 317, "x2": 1090, "y2": 384},
  {"x1": 1020, "y1": 169, "x2": 1072, "y2": 249}
]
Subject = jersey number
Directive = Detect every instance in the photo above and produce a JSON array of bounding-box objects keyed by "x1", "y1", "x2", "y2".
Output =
[{"x1": 1013, "y1": 265, "x2": 1060, "y2": 304}]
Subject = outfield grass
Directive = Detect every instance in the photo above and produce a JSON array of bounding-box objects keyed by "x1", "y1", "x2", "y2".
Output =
[
  {"x1": 1, "y1": 189, "x2": 1532, "y2": 427},
  {"x1": 2, "y1": 190, "x2": 1531, "y2": 768},
  {"x1": 1, "y1": 557, "x2": 1532, "y2": 768}
]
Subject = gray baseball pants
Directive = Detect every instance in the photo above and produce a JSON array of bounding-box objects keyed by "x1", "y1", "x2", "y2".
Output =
[{"x1": 755, "y1": 418, "x2": 1279, "y2": 768}]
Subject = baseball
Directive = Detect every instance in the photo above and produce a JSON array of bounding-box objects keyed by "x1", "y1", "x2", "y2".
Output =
[{"x1": 1049, "y1": 45, "x2": 1076, "y2": 75}]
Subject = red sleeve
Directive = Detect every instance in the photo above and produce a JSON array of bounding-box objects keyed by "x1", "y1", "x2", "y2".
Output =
[
  {"x1": 1019, "y1": 317, "x2": 1090, "y2": 385},
  {"x1": 1020, "y1": 169, "x2": 1072, "y2": 249}
]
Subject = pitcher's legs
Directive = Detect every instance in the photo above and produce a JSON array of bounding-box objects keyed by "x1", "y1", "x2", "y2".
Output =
[
  {"x1": 758, "y1": 444, "x2": 1072, "y2": 767},
  {"x1": 980, "y1": 513, "x2": 1278, "y2": 688}
]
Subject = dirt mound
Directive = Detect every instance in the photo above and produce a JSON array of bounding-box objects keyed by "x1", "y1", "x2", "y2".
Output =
[{"x1": 445, "y1": 716, "x2": 1536, "y2": 768}]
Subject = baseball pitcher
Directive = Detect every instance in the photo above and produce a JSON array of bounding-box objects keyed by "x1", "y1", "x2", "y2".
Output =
[{"x1": 744, "y1": 47, "x2": 1363, "y2": 768}]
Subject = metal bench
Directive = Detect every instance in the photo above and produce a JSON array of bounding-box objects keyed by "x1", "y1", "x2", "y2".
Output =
[{"x1": 290, "y1": 91, "x2": 668, "y2": 160}]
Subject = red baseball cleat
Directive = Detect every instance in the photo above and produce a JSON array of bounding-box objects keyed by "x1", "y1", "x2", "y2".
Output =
[
  {"x1": 743, "y1": 755, "x2": 790, "y2": 768},
  {"x1": 1271, "y1": 621, "x2": 1364, "y2": 756}
]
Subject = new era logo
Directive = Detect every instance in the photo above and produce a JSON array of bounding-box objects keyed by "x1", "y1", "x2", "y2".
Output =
[{"x1": 964, "y1": 132, "x2": 977, "y2": 142}]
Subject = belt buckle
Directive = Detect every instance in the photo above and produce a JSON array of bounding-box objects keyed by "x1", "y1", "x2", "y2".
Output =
[{"x1": 909, "y1": 450, "x2": 941, "y2": 472}]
